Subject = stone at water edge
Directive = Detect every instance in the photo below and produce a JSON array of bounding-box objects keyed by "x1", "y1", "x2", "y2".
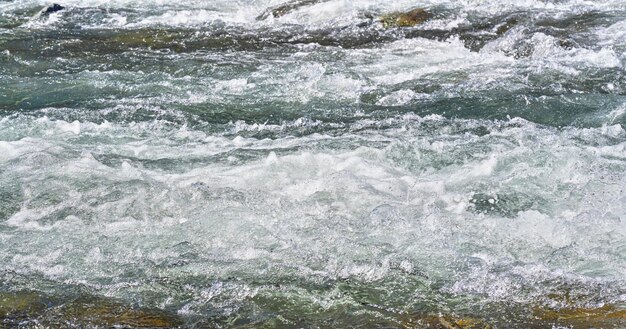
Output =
[{"x1": 380, "y1": 8, "x2": 433, "y2": 28}]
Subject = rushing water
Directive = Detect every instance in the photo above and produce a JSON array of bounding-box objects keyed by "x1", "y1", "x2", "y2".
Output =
[{"x1": 1, "y1": 0, "x2": 625, "y2": 327}]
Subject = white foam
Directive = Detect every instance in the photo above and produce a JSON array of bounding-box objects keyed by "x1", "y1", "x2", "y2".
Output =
[
  {"x1": 376, "y1": 89, "x2": 428, "y2": 106},
  {"x1": 0, "y1": 141, "x2": 21, "y2": 162},
  {"x1": 56, "y1": 120, "x2": 81, "y2": 135},
  {"x1": 0, "y1": 114, "x2": 624, "y2": 312}
]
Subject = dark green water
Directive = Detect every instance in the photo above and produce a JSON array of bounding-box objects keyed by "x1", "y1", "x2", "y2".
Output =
[{"x1": 1, "y1": 0, "x2": 625, "y2": 327}]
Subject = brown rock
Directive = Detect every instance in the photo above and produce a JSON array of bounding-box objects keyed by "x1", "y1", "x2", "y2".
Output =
[
  {"x1": 0, "y1": 291, "x2": 184, "y2": 328},
  {"x1": 49, "y1": 296, "x2": 184, "y2": 328},
  {"x1": 0, "y1": 291, "x2": 49, "y2": 319},
  {"x1": 400, "y1": 313, "x2": 492, "y2": 329},
  {"x1": 533, "y1": 304, "x2": 626, "y2": 327},
  {"x1": 380, "y1": 8, "x2": 432, "y2": 28}
]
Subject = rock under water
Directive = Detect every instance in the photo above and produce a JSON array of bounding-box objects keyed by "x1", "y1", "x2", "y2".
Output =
[
  {"x1": 380, "y1": 8, "x2": 433, "y2": 28},
  {"x1": 42, "y1": 3, "x2": 65, "y2": 15},
  {"x1": 256, "y1": 0, "x2": 330, "y2": 20},
  {"x1": 0, "y1": 291, "x2": 183, "y2": 328}
]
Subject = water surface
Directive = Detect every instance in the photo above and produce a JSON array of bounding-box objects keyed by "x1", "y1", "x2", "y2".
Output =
[{"x1": 1, "y1": 0, "x2": 625, "y2": 327}]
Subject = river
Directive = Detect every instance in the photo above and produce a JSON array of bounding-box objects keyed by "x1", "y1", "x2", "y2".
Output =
[{"x1": 1, "y1": 0, "x2": 625, "y2": 327}]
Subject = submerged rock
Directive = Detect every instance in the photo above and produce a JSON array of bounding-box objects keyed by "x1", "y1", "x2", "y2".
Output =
[
  {"x1": 0, "y1": 291, "x2": 49, "y2": 320},
  {"x1": 401, "y1": 313, "x2": 492, "y2": 329},
  {"x1": 0, "y1": 291, "x2": 183, "y2": 328},
  {"x1": 256, "y1": 0, "x2": 329, "y2": 20},
  {"x1": 49, "y1": 297, "x2": 184, "y2": 328},
  {"x1": 34, "y1": 3, "x2": 65, "y2": 20},
  {"x1": 256, "y1": 1, "x2": 432, "y2": 30},
  {"x1": 458, "y1": 16, "x2": 520, "y2": 52},
  {"x1": 533, "y1": 304, "x2": 626, "y2": 328},
  {"x1": 42, "y1": 3, "x2": 65, "y2": 15},
  {"x1": 468, "y1": 192, "x2": 537, "y2": 217},
  {"x1": 399, "y1": 304, "x2": 626, "y2": 328},
  {"x1": 380, "y1": 8, "x2": 432, "y2": 28},
  {"x1": 540, "y1": 305, "x2": 626, "y2": 320}
]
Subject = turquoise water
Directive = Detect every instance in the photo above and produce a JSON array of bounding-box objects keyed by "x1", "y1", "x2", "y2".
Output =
[{"x1": 1, "y1": 0, "x2": 625, "y2": 327}]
